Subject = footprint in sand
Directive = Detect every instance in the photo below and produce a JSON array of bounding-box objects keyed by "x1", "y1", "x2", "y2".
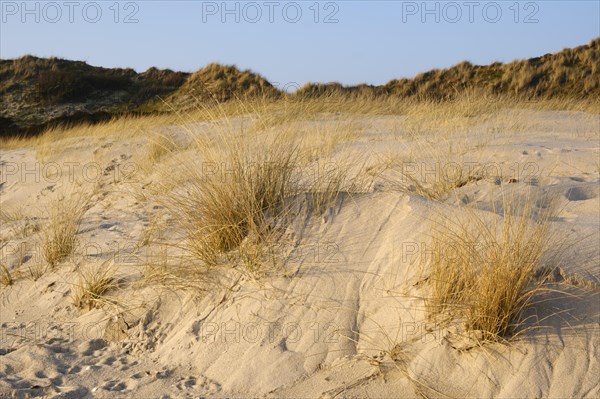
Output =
[
  {"x1": 565, "y1": 185, "x2": 598, "y2": 201},
  {"x1": 102, "y1": 380, "x2": 128, "y2": 391},
  {"x1": 103, "y1": 356, "x2": 117, "y2": 365},
  {"x1": 66, "y1": 365, "x2": 82, "y2": 374},
  {"x1": 81, "y1": 339, "x2": 107, "y2": 356},
  {"x1": 175, "y1": 376, "x2": 197, "y2": 390}
]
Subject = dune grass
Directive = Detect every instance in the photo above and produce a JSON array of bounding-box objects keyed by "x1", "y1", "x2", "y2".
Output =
[
  {"x1": 0, "y1": 90, "x2": 593, "y2": 360},
  {"x1": 0, "y1": 113, "x2": 181, "y2": 150},
  {"x1": 73, "y1": 260, "x2": 116, "y2": 310},
  {"x1": 0, "y1": 244, "x2": 13, "y2": 286},
  {"x1": 26, "y1": 262, "x2": 48, "y2": 281},
  {"x1": 381, "y1": 134, "x2": 487, "y2": 201},
  {"x1": 426, "y1": 190, "x2": 557, "y2": 342},
  {"x1": 149, "y1": 99, "x2": 371, "y2": 275},
  {"x1": 0, "y1": 205, "x2": 40, "y2": 239},
  {"x1": 0, "y1": 266, "x2": 13, "y2": 286},
  {"x1": 165, "y1": 130, "x2": 301, "y2": 267},
  {"x1": 144, "y1": 133, "x2": 177, "y2": 163},
  {"x1": 137, "y1": 131, "x2": 189, "y2": 174},
  {"x1": 398, "y1": 159, "x2": 483, "y2": 201},
  {"x1": 1, "y1": 92, "x2": 597, "y2": 153},
  {"x1": 41, "y1": 187, "x2": 91, "y2": 268}
]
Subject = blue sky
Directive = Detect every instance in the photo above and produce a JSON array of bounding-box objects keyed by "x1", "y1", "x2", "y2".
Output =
[{"x1": 1, "y1": 1, "x2": 598, "y2": 87}]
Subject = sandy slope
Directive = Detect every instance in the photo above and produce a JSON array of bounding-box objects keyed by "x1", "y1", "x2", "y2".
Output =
[{"x1": 0, "y1": 110, "x2": 598, "y2": 398}]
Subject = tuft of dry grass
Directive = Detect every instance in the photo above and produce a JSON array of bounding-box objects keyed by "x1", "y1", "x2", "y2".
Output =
[
  {"x1": 0, "y1": 205, "x2": 40, "y2": 239},
  {"x1": 0, "y1": 265, "x2": 12, "y2": 286},
  {"x1": 385, "y1": 136, "x2": 486, "y2": 201},
  {"x1": 0, "y1": 205, "x2": 24, "y2": 225},
  {"x1": 41, "y1": 187, "x2": 91, "y2": 268},
  {"x1": 26, "y1": 262, "x2": 48, "y2": 281},
  {"x1": 166, "y1": 131, "x2": 301, "y2": 267},
  {"x1": 73, "y1": 261, "x2": 116, "y2": 310},
  {"x1": 426, "y1": 190, "x2": 556, "y2": 342},
  {"x1": 401, "y1": 162, "x2": 483, "y2": 201},
  {"x1": 138, "y1": 132, "x2": 187, "y2": 173},
  {"x1": 145, "y1": 134, "x2": 176, "y2": 162},
  {"x1": 300, "y1": 120, "x2": 363, "y2": 162},
  {"x1": 302, "y1": 161, "x2": 349, "y2": 216},
  {"x1": 157, "y1": 101, "x2": 364, "y2": 274},
  {"x1": 139, "y1": 242, "x2": 232, "y2": 294},
  {"x1": 0, "y1": 244, "x2": 13, "y2": 286},
  {"x1": 141, "y1": 245, "x2": 170, "y2": 284}
]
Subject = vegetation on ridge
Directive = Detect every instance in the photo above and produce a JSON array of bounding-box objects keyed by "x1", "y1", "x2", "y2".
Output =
[{"x1": 1, "y1": 38, "x2": 598, "y2": 136}]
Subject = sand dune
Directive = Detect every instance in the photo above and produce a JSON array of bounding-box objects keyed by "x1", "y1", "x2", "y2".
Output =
[{"x1": 0, "y1": 107, "x2": 598, "y2": 398}]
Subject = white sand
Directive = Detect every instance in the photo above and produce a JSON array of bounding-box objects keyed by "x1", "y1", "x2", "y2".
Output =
[{"x1": 0, "y1": 109, "x2": 598, "y2": 398}]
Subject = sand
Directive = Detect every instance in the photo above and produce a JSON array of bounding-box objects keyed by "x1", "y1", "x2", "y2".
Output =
[{"x1": 0, "y1": 109, "x2": 598, "y2": 398}]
